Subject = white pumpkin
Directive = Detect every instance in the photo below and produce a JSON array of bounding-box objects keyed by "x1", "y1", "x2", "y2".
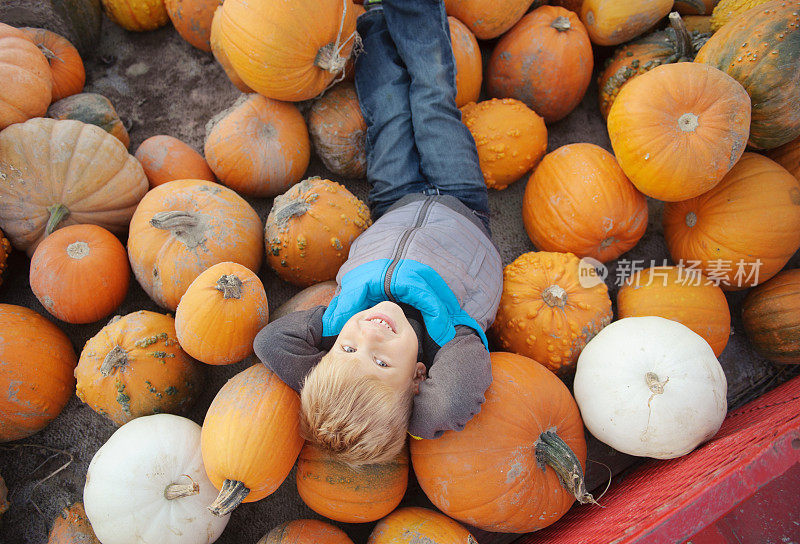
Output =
[
  {"x1": 84, "y1": 414, "x2": 229, "y2": 544},
  {"x1": 573, "y1": 316, "x2": 727, "y2": 459}
]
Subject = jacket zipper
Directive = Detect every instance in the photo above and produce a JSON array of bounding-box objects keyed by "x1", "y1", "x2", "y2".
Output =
[{"x1": 383, "y1": 197, "x2": 435, "y2": 301}]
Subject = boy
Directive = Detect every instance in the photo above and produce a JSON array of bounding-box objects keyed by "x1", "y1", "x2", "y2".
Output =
[{"x1": 253, "y1": 0, "x2": 502, "y2": 466}]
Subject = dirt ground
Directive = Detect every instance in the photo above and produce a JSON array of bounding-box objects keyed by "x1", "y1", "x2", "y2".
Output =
[{"x1": 1, "y1": 10, "x2": 798, "y2": 544}]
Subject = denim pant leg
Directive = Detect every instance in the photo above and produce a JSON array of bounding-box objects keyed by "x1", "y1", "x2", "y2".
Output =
[
  {"x1": 382, "y1": 0, "x2": 489, "y2": 221},
  {"x1": 354, "y1": 9, "x2": 431, "y2": 219}
]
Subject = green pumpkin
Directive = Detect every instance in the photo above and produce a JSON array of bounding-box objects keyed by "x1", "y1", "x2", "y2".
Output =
[
  {"x1": 47, "y1": 93, "x2": 130, "y2": 149},
  {"x1": 0, "y1": 0, "x2": 102, "y2": 57}
]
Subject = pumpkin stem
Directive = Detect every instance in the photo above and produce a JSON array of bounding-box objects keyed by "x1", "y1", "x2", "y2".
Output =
[
  {"x1": 677, "y1": 112, "x2": 699, "y2": 133},
  {"x1": 685, "y1": 211, "x2": 698, "y2": 228},
  {"x1": 66, "y1": 241, "x2": 90, "y2": 260},
  {"x1": 315, "y1": 42, "x2": 349, "y2": 74},
  {"x1": 645, "y1": 371, "x2": 669, "y2": 395},
  {"x1": 216, "y1": 274, "x2": 243, "y2": 299},
  {"x1": 164, "y1": 475, "x2": 200, "y2": 500},
  {"x1": 535, "y1": 429, "x2": 596, "y2": 505},
  {"x1": 542, "y1": 285, "x2": 568, "y2": 308},
  {"x1": 551, "y1": 15, "x2": 571, "y2": 32},
  {"x1": 208, "y1": 479, "x2": 249, "y2": 517},
  {"x1": 100, "y1": 346, "x2": 129, "y2": 376},
  {"x1": 668, "y1": 12, "x2": 692, "y2": 60},
  {"x1": 149, "y1": 211, "x2": 208, "y2": 250},
  {"x1": 46, "y1": 204, "x2": 70, "y2": 236}
]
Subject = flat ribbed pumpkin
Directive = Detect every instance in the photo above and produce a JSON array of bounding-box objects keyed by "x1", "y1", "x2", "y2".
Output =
[
  {"x1": 101, "y1": 0, "x2": 169, "y2": 31},
  {"x1": 165, "y1": 0, "x2": 221, "y2": 51},
  {"x1": 449, "y1": 16, "x2": 482, "y2": 108},
  {"x1": 258, "y1": 520, "x2": 354, "y2": 544},
  {"x1": 767, "y1": 136, "x2": 800, "y2": 180},
  {"x1": 127, "y1": 179, "x2": 263, "y2": 310},
  {"x1": 663, "y1": 153, "x2": 800, "y2": 290},
  {"x1": 444, "y1": 0, "x2": 539, "y2": 40},
  {"x1": 205, "y1": 94, "x2": 310, "y2": 197},
  {"x1": 607, "y1": 62, "x2": 750, "y2": 201},
  {"x1": 522, "y1": 143, "x2": 648, "y2": 263},
  {"x1": 581, "y1": 0, "x2": 673, "y2": 45},
  {"x1": 491, "y1": 251, "x2": 613, "y2": 376},
  {"x1": 135, "y1": 135, "x2": 215, "y2": 188},
  {"x1": 411, "y1": 352, "x2": 594, "y2": 532},
  {"x1": 213, "y1": 0, "x2": 358, "y2": 101},
  {"x1": 201, "y1": 364, "x2": 304, "y2": 516},
  {"x1": 307, "y1": 82, "x2": 366, "y2": 179},
  {"x1": 0, "y1": 22, "x2": 52, "y2": 130},
  {"x1": 0, "y1": 118, "x2": 148, "y2": 256},
  {"x1": 175, "y1": 261, "x2": 269, "y2": 365},
  {"x1": 695, "y1": 0, "x2": 800, "y2": 149},
  {"x1": 742, "y1": 268, "x2": 800, "y2": 363},
  {"x1": 266, "y1": 178, "x2": 371, "y2": 287},
  {"x1": 617, "y1": 265, "x2": 731, "y2": 356},
  {"x1": 487, "y1": 6, "x2": 593, "y2": 123},
  {"x1": 75, "y1": 310, "x2": 204, "y2": 426},
  {"x1": 270, "y1": 281, "x2": 337, "y2": 322},
  {"x1": 47, "y1": 93, "x2": 130, "y2": 148},
  {"x1": 296, "y1": 442, "x2": 408, "y2": 523},
  {"x1": 20, "y1": 27, "x2": 84, "y2": 102},
  {"x1": 0, "y1": 304, "x2": 76, "y2": 442},
  {"x1": 47, "y1": 503, "x2": 101, "y2": 544},
  {"x1": 367, "y1": 507, "x2": 477, "y2": 544}
]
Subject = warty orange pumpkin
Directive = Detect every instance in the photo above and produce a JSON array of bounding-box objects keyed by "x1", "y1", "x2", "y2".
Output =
[
  {"x1": 47, "y1": 92, "x2": 129, "y2": 148},
  {"x1": 135, "y1": 135, "x2": 216, "y2": 188},
  {"x1": 47, "y1": 503, "x2": 101, "y2": 544},
  {"x1": 742, "y1": 268, "x2": 800, "y2": 364},
  {"x1": 449, "y1": 16, "x2": 482, "y2": 108},
  {"x1": 20, "y1": 27, "x2": 84, "y2": 102},
  {"x1": 581, "y1": 0, "x2": 674, "y2": 45},
  {"x1": 165, "y1": 0, "x2": 221, "y2": 52},
  {"x1": 307, "y1": 82, "x2": 366, "y2": 179},
  {"x1": 367, "y1": 507, "x2": 477, "y2": 544},
  {"x1": 258, "y1": 520, "x2": 354, "y2": 544},
  {"x1": 0, "y1": 22, "x2": 52, "y2": 130},
  {"x1": 710, "y1": 0, "x2": 770, "y2": 30}
]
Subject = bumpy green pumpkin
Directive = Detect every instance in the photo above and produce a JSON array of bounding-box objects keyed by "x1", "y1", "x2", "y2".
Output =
[{"x1": 47, "y1": 93, "x2": 129, "y2": 149}]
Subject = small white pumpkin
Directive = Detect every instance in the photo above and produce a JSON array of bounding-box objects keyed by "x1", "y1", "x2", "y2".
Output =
[
  {"x1": 574, "y1": 316, "x2": 727, "y2": 459},
  {"x1": 84, "y1": 414, "x2": 229, "y2": 544}
]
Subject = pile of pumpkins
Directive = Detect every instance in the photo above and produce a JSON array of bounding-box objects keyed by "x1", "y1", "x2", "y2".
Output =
[{"x1": 1, "y1": 0, "x2": 800, "y2": 542}]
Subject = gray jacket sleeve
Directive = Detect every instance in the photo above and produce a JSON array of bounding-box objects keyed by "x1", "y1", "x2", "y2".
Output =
[
  {"x1": 252, "y1": 306, "x2": 327, "y2": 393},
  {"x1": 408, "y1": 325, "x2": 492, "y2": 439}
]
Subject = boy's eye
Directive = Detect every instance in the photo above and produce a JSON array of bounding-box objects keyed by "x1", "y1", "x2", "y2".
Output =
[
  {"x1": 375, "y1": 359, "x2": 388, "y2": 368},
  {"x1": 342, "y1": 345, "x2": 356, "y2": 353}
]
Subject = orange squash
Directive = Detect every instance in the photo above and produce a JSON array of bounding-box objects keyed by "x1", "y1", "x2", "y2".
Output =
[
  {"x1": 522, "y1": 143, "x2": 648, "y2": 263},
  {"x1": 101, "y1": 0, "x2": 169, "y2": 31},
  {"x1": 307, "y1": 82, "x2": 366, "y2": 179},
  {"x1": 675, "y1": 0, "x2": 718, "y2": 14},
  {"x1": 368, "y1": 507, "x2": 476, "y2": 544},
  {"x1": 767, "y1": 136, "x2": 800, "y2": 181},
  {"x1": 0, "y1": 22, "x2": 52, "y2": 130},
  {"x1": 410, "y1": 352, "x2": 593, "y2": 532},
  {"x1": 617, "y1": 265, "x2": 731, "y2": 356},
  {"x1": 205, "y1": 94, "x2": 310, "y2": 197},
  {"x1": 20, "y1": 27, "x2": 84, "y2": 102},
  {"x1": 30, "y1": 224, "x2": 129, "y2": 324},
  {"x1": 75, "y1": 310, "x2": 204, "y2": 426},
  {"x1": 0, "y1": 304, "x2": 77, "y2": 442},
  {"x1": 175, "y1": 261, "x2": 269, "y2": 365},
  {"x1": 0, "y1": 229, "x2": 11, "y2": 288},
  {"x1": 742, "y1": 269, "x2": 800, "y2": 364},
  {"x1": 258, "y1": 520, "x2": 354, "y2": 544},
  {"x1": 165, "y1": 0, "x2": 221, "y2": 51},
  {"x1": 266, "y1": 178, "x2": 371, "y2": 287},
  {"x1": 487, "y1": 6, "x2": 593, "y2": 123},
  {"x1": 127, "y1": 179, "x2": 263, "y2": 310},
  {"x1": 47, "y1": 502, "x2": 101, "y2": 544},
  {"x1": 607, "y1": 62, "x2": 750, "y2": 201},
  {"x1": 449, "y1": 16, "x2": 482, "y2": 108},
  {"x1": 47, "y1": 93, "x2": 130, "y2": 148},
  {"x1": 444, "y1": 0, "x2": 538, "y2": 40},
  {"x1": 271, "y1": 281, "x2": 337, "y2": 322},
  {"x1": 581, "y1": 0, "x2": 673, "y2": 45},
  {"x1": 460, "y1": 98, "x2": 547, "y2": 190},
  {"x1": 135, "y1": 135, "x2": 216, "y2": 188},
  {"x1": 663, "y1": 153, "x2": 800, "y2": 291},
  {"x1": 201, "y1": 364, "x2": 304, "y2": 515},
  {"x1": 213, "y1": 0, "x2": 358, "y2": 101},
  {"x1": 209, "y1": 6, "x2": 252, "y2": 93},
  {"x1": 296, "y1": 442, "x2": 408, "y2": 523},
  {"x1": 491, "y1": 251, "x2": 612, "y2": 376}
]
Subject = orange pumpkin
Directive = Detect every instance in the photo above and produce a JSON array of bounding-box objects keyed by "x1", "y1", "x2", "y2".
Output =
[
  {"x1": 266, "y1": 178, "x2": 371, "y2": 287},
  {"x1": 213, "y1": 0, "x2": 358, "y2": 101},
  {"x1": 460, "y1": 98, "x2": 547, "y2": 190},
  {"x1": 75, "y1": 310, "x2": 203, "y2": 426},
  {"x1": 271, "y1": 281, "x2": 338, "y2": 322},
  {"x1": 258, "y1": 520, "x2": 354, "y2": 544},
  {"x1": 581, "y1": 0, "x2": 673, "y2": 46},
  {"x1": 47, "y1": 503, "x2": 101, "y2": 544},
  {"x1": 617, "y1": 265, "x2": 731, "y2": 356},
  {"x1": 205, "y1": 94, "x2": 310, "y2": 197},
  {"x1": 607, "y1": 62, "x2": 751, "y2": 201},
  {"x1": 491, "y1": 251, "x2": 612, "y2": 376},
  {"x1": 410, "y1": 352, "x2": 593, "y2": 532},
  {"x1": 0, "y1": 118, "x2": 148, "y2": 256},
  {"x1": 682, "y1": 14, "x2": 714, "y2": 33},
  {"x1": 444, "y1": 0, "x2": 538, "y2": 40},
  {"x1": 127, "y1": 179, "x2": 263, "y2": 310},
  {"x1": 307, "y1": 82, "x2": 366, "y2": 179},
  {"x1": 296, "y1": 442, "x2": 408, "y2": 523},
  {"x1": 0, "y1": 304, "x2": 77, "y2": 442},
  {"x1": 0, "y1": 229, "x2": 11, "y2": 288},
  {"x1": 201, "y1": 364, "x2": 304, "y2": 515},
  {"x1": 522, "y1": 143, "x2": 648, "y2": 263},
  {"x1": 165, "y1": 0, "x2": 221, "y2": 51},
  {"x1": 767, "y1": 135, "x2": 800, "y2": 181},
  {"x1": 135, "y1": 135, "x2": 216, "y2": 188},
  {"x1": 742, "y1": 269, "x2": 800, "y2": 364},
  {"x1": 663, "y1": 153, "x2": 800, "y2": 291},
  {"x1": 30, "y1": 224, "x2": 129, "y2": 324},
  {"x1": 675, "y1": 0, "x2": 718, "y2": 14},
  {"x1": 47, "y1": 93, "x2": 130, "y2": 148},
  {"x1": 0, "y1": 22, "x2": 52, "y2": 130},
  {"x1": 550, "y1": 0, "x2": 584, "y2": 12},
  {"x1": 487, "y1": 6, "x2": 593, "y2": 123},
  {"x1": 20, "y1": 28, "x2": 84, "y2": 102},
  {"x1": 209, "y1": 6, "x2": 253, "y2": 93},
  {"x1": 175, "y1": 261, "x2": 269, "y2": 365},
  {"x1": 367, "y1": 507, "x2": 476, "y2": 544},
  {"x1": 101, "y1": 0, "x2": 169, "y2": 31},
  {"x1": 449, "y1": 16, "x2": 481, "y2": 108}
]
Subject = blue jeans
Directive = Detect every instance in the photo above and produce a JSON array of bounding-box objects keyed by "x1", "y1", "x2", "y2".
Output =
[{"x1": 354, "y1": 0, "x2": 490, "y2": 230}]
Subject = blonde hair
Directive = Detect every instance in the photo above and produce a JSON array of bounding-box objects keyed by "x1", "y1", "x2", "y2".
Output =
[{"x1": 299, "y1": 349, "x2": 414, "y2": 466}]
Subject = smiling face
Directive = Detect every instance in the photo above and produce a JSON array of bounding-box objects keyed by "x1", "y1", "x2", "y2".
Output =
[{"x1": 334, "y1": 301, "x2": 426, "y2": 393}]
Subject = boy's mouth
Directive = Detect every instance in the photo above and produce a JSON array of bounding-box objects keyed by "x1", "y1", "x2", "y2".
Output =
[{"x1": 364, "y1": 313, "x2": 396, "y2": 333}]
